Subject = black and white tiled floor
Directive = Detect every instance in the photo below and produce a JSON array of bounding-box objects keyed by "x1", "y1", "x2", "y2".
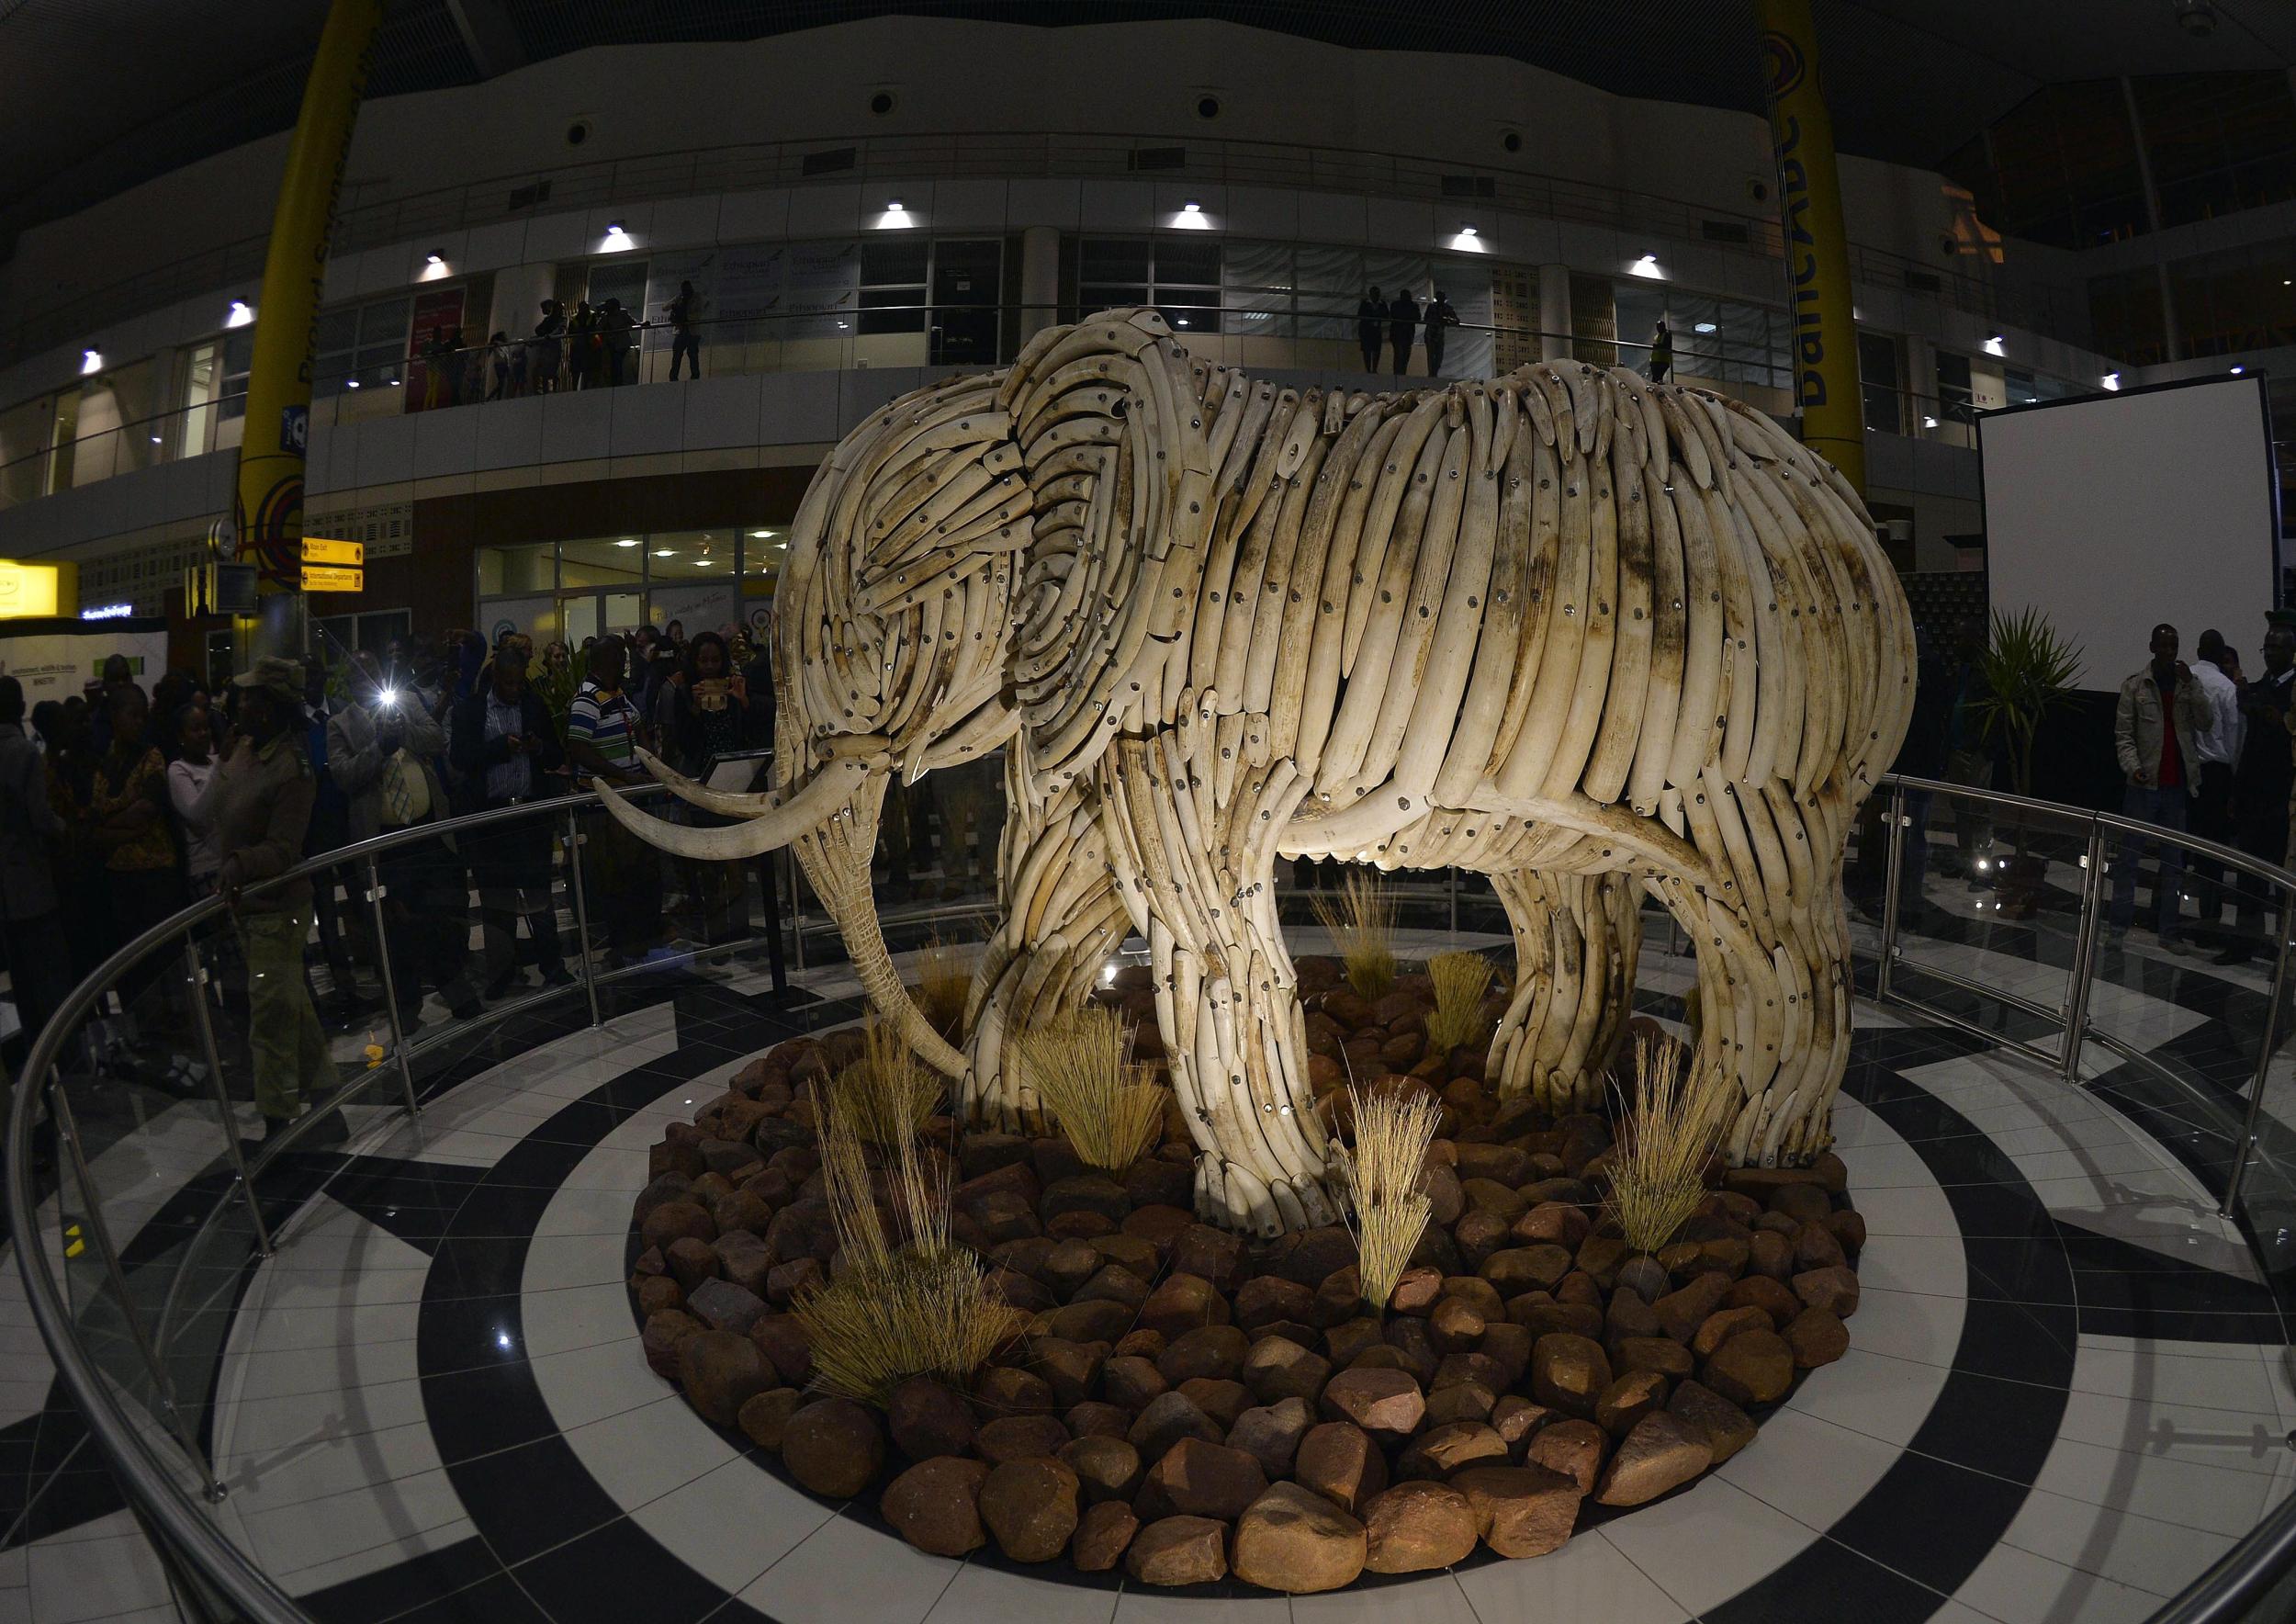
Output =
[{"x1": 5, "y1": 908, "x2": 2294, "y2": 1624}]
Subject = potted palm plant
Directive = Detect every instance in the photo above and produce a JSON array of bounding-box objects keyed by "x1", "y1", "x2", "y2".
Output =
[{"x1": 1971, "y1": 607, "x2": 2084, "y2": 916}]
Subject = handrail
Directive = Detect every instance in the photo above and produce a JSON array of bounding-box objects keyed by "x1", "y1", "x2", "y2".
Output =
[{"x1": 7, "y1": 769, "x2": 2291, "y2": 1619}]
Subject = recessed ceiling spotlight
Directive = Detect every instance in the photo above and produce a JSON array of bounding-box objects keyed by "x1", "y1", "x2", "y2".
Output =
[
  {"x1": 615, "y1": 538, "x2": 638, "y2": 547},
  {"x1": 425, "y1": 252, "x2": 444, "y2": 266},
  {"x1": 81, "y1": 348, "x2": 102, "y2": 375}
]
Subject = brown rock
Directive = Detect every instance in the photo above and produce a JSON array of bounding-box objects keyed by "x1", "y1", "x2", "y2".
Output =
[
  {"x1": 1594, "y1": 1412, "x2": 1712, "y2": 1506},
  {"x1": 1595, "y1": 1370, "x2": 1670, "y2": 1437},
  {"x1": 1139, "y1": 1272, "x2": 1231, "y2": 1339},
  {"x1": 1424, "y1": 1382, "x2": 1496, "y2": 1427},
  {"x1": 1794, "y1": 1220, "x2": 1848, "y2": 1271},
  {"x1": 881, "y1": 1456, "x2": 990, "y2": 1556},
  {"x1": 666, "y1": 1236, "x2": 720, "y2": 1295},
  {"x1": 1389, "y1": 1266, "x2": 1445, "y2": 1315},
  {"x1": 676, "y1": 1329, "x2": 770, "y2": 1426},
  {"x1": 1429, "y1": 1296, "x2": 1488, "y2": 1353},
  {"x1": 1452, "y1": 1463, "x2": 1582, "y2": 1558},
  {"x1": 1159, "y1": 1325, "x2": 1250, "y2": 1385},
  {"x1": 748, "y1": 1314, "x2": 812, "y2": 1386},
  {"x1": 1769, "y1": 1183, "x2": 1832, "y2": 1224},
  {"x1": 1320, "y1": 1367, "x2": 1426, "y2": 1443},
  {"x1": 1652, "y1": 1271, "x2": 1733, "y2": 1344},
  {"x1": 1666, "y1": 1379, "x2": 1758, "y2": 1463},
  {"x1": 635, "y1": 1274, "x2": 682, "y2": 1317},
  {"x1": 1784, "y1": 1307, "x2": 1851, "y2": 1368},
  {"x1": 1127, "y1": 1390, "x2": 1222, "y2": 1461},
  {"x1": 1480, "y1": 1245, "x2": 1573, "y2": 1295},
  {"x1": 1748, "y1": 1228, "x2": 1795, "y2": 1280},
  {"x1": 736, "y1": 1387, "x2": 802, "y2": 1450},
  {"x1": 973, "y1": 1364, "x2": 1055, "y2": 1415},
  {"x1": 1398, "y1": 1421, "x2": 1509, "y2": 1481},
  {"x1": 1514, "y1": 1201, "x2": 1593, "y2": 1249},
  {"x1": 1525, "y1": 1416, "x2": 1607, "y2": 1495},
  {"x1": 1141, "y1": 1437, "x2": 1268, "y2": 1520},
  {"x1": 1531, "y1": 1332, "x2": 1612, "y2": 1418},
  {"x1": 1240, "y1": 1334, "x2": 1332, "y2": 1405},
  {"x1": 1225, "y1": 1397, "x2": 1312, "y2": 1478},
  {"x1": 1103, "y1": 1355, "x2": 1169, "y2": 1412},
  {"x1": 1168, "y1": 1227, "x2": 1245, "y2": 1290},
  {"x1": 1127, "y1": 1515, "x2": 1230, "y2": 1586},
  {"x1": 1362, "y1": 1481, "x2": 1479, "y2": 1573},
  {"x1": 1794, "y1": 1265, "x2": 1862, "y2": 1318},
  {"x1": 978, "y1": 1457, "x2": 1081, "y2": 1562},
  {"x1": 1702, "y1": 1329, "x2": 1795, "y2": 1407},
  {"x1": 1232, "y1": 1482, "x2": 1367, "y2": 1595},
  {"x1": 1612, "y1": 1335, "x2": 1695, "y2": 1380},
  {"x1": 1176, "y1": 1377, "x2": 1251, "y2": 1431},
  {"x1": 1489, "y1": 1394, "x2": 1549, "y2": 1448},
  {"x1": 781, "y1": 1397, "x2": 885, "y2": 1497},
  {"x1": 1726, "y1": 1272, "x2": 1805, "y2": 1327},
  {"x1": 1325, "y1": 1317, "x2": 1387, "y2": 1368},
  {"x1": 1693, "y1": 1304, "x2": 1777, "y2": 1359},
  {"x1": 1028, "y1": 1337, "x2": 1105, "y2": 1410},
  {"x1": 640, "y1": 1199, "x2": 716, "y2": 1253},
  {"x1": 1313, "y1": 1265, "x2": 1365, "y2": 1326},
  {"x1": 1294, "y1": 1421, "x2": 1388, "y2": 1513},
  {"x1": 886, "y1": 1377, "x2": 977, "y2": 1460},
  {"x1": 1073, "y1": 1498, "x2": 1139, "y2": 1571},
  {"x1": 1059, "y1": 1434, "x2": 1143, "y2": 1503},
  {"x1": 977, "y1": 1414, "x2": 1070, "y2": 1467},
  {"x1": 1235, "y1": 1275, "x2": 1317, "y2": 1330},
  {"x1": 1065, "y1": 1400, "x2": 1130, "y2": 1440}
]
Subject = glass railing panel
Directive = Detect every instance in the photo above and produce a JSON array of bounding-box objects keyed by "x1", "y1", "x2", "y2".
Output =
[{"x1": 1855, "y1": 782, "x2": 2093, "y2": 1066}]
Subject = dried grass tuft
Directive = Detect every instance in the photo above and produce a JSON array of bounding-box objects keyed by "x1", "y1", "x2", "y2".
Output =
[
  {"x1": 913, "y1": 933, "x2": 973, "y2": 1041},
  {"x1": 796, "y1": 1039, "x2": 1018, "y2": 1406},
  {"x1": 1606, "y1": 1029, "x2": 1733, "y2": 1255},
  {"x1": 1335, "y1": 1079, "x2": 1443, "y2": 1311},
  {"x1": 1311, "y1": 868, "x2": 1398, "y2": 1000},
  {"x1": 1013, "y1": 1005, "x2": 1167, "y2": 1171},
  {"x1": 832, "y1": 1020, "x2": 942, "y2": 1147},
  {"x1": 1424, "y1": 950, "x2": 1496, "y2": 1054}
]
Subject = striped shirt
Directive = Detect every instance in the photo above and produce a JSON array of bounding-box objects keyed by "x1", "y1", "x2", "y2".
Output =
[{"x1": 567, "y1": 679, "x2": 641, "y2": 788}]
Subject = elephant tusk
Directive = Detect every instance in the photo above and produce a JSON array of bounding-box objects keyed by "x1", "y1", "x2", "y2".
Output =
[{"x1": 592, "y1": 756, "x2": 874, "y2": 860}]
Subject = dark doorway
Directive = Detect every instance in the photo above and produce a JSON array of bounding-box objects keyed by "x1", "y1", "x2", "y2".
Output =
[{"x1": 932, "y1": 239, "x2": 1002, "y2": 367}]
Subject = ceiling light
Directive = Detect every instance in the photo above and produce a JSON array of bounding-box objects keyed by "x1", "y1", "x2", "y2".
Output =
[
  {"x1": 885, "y1": 199, "x2": 904, "y2": 213},
  {"x1": 615, "y1": 538, "x2": 638, "y2": 547},
  {"x1": 692, "y1": 559, "x2": 715, "y2": 567},
  {"x1": 225, "y1": 300, "x2": 253, "y2": 329},
  {"x1": 1639, "y1": 253, "x2": 1658, "y2": 264},
  {"x1": 150, "y1": 434, "x2": 162, "y2": 444},
  {"x1": 80, "y1": 348, "x2": 102, "y2": 376},
  {"x1": 1922, "y1": 415, "x2": 1939, "y2": 428},
  {"x1": 749, "y1": 530, "x2": 772, "y2": 538},
  {"x1": 1458, "y1": 225, "x2": 1478, "y2": 239},
  {"x1": 2102, "y1": 372, "x2": 2121, "y2": 390},
  {"x1": 601, "y1": 221, "x2": 632, "y2": 251},
  {"x1": 1694, "y1": 321, "x2": 1717, "y2": 334},
  {"x1": 1176, "y1": 318, "x2": 1189, "y2": 326},
  {"x1": 654, "y1": 548, "x2": 675, "y2": 557},
  {"x1": 605, "y1": 221, "x2": 625, "y2": 236},
  {"x1": 2231, "y1": 364, "x2": 2245, "y2": 375},
  {"x1": 346, "y1": 378, "x2": 361, "y2": 389},
  {"x1": 425, "y1": 252, "x2": 444, "y2": 266}
]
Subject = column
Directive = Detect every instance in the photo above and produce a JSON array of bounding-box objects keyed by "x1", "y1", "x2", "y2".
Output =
[
  {"x1": 1537, "y1": 265, "x2": 1572, "y2": 363},
  {"x1": 1017, "y1": 226, "x2": 1060, "y2": 349},
  {"x1": 2119, "y1": 76, "x2": 2184, "y2": 362},
  {"x1": 232, "y1": 0, "x2": 388, "y2": 661},
  {"x1": 1758, "y1": 0, "x2": 1866, "y2": 493}
]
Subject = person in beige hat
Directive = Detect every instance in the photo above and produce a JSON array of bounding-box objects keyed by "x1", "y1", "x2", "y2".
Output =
[{"x1": 216, "y1": 656, "x2": 337, "y2": 1146}]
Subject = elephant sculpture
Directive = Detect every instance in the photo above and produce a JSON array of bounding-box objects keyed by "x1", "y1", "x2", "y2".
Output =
[{"x1": 599, "y1": 308, "x2": 1915, "y2": 1236}]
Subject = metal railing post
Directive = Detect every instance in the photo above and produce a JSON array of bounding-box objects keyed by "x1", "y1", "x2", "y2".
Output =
[
  {"x1": 563, "y1": 808, "x2": 602, "y2": 1030},
  {"x1": 1448, "y1": 866, "x2": 1459, "y2": 936},
  {"x1": 2222, "y1": 884, "x2": 2295, "y2": 1217},
  {"x1": 48, "y1": 1086, "x2": 225, "y2": 1503},
  {"x1": 1876, "y1": 784, "x2": 1908, "y2": 1005},
  {"x1": 362, "y1": 856, "x2": 421, "y2": 1119},
  {"x1": 179, "y1": 941, "x2": 271, "y2": 1258},
  {"x1": 2060, "y1": 824, "x2": 2110, "y2": 1084},
  {"x1": 788, "y1": 847, "x2": 806, "y2": 972}
]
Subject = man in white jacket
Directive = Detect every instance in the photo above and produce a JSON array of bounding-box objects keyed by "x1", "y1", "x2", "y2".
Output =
[{"x1": 2109, "y1": 623, "x2": 2212, "y2": 949}]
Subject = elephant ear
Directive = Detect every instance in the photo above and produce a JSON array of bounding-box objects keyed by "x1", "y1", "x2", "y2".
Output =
[{"x1": 999, "y1": 308, "x2": 1214, "y2": 798}]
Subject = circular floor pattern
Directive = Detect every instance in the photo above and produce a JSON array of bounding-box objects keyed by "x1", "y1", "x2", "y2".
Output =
[{"x1": 15, "y1": 927, "x2": 2294, "y2": 1624}]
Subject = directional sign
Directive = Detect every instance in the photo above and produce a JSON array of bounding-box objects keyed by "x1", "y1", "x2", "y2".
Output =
[
  {"x1": 301, "y1": 565, "x2": 365, "y2": 592},
  {"x1": 301, "y1": 536, "x2": 364, "y2": 567}
]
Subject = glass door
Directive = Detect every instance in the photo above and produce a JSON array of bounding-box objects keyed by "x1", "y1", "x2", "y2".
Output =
[{"x1": 931, "y1": 239, "x2": 1001, "y2": 366}]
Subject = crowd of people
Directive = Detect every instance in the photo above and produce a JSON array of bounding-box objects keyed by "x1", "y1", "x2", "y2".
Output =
[
  {"x1": 413, "y1": 280, "x2": 708, "y2": 407},
  {"x1": 0, "y1": 617, "x2": 799, "y2": 1149},
  {"x1": 1355, "y1": 286, "x2": 1460, "y2": 377}
]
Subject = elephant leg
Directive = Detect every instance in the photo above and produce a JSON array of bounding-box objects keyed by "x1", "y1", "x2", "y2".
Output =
[
  {"x1": 1486, "y1": 870, "x2": 1643, "y2": 1112},
  {"x1": 1101, "y1": 727, "x2": 1337, "y2": 1238},
  {"x1": 963, "y1": 773, "x2": 1128, "y2": 1131}
]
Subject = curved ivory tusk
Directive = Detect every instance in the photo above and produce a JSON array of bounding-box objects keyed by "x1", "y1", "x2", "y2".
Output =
[
  {"x1": 593, "y1": 755, "x2": 874, "y2": 860},
  {"x1": 636, "y1": 747, "x2": 790, "y2": 818}
]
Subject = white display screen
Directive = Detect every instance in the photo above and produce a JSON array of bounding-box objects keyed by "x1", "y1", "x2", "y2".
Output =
[{"x1": 1980, "y1": 376, "x2": 2279, "y2": 688}]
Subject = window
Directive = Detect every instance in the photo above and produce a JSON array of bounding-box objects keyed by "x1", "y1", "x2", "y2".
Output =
[
  {"x1": 1858, "y1": 332, "x2": 1902, "y2": 436},
  {"x1": 314, "y1": 296, "x2": 411, "y2": 394},
  {"x1": 858, "y1": 239, "x2": 929, "y2": 335},
  {"x1": 2136, "y1": 72, "x2": 2296, "y2": 230},
  {"x1": 1153, "y1": 238, "x2": 1221, "y2": 335},
  {"x1": 1078, "y1": 237, "x2": 1151, "y2": 315},
  {"x1": 1935, "y1": 350, "x2": 1975, "y2": 426},
  {"x1": 2001, "y1": 368, "x2": 2085, "y2": 407},
  {"x1": 217, "y1": 328, "x2": 254, "y2": 422},
  {"x1": 477, "y1": 541, "x2": 555, "y2": 595}
]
